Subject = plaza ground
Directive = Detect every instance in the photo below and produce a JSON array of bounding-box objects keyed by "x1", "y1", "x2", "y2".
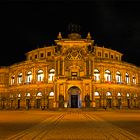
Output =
[{"x1": 0, "y1": 109, "x2": 140, "y2": 140}]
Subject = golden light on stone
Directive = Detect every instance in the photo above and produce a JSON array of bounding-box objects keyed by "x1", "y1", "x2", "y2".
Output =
[{"x1": 0, "y1": 30, "x2": 140, "y2": 110}]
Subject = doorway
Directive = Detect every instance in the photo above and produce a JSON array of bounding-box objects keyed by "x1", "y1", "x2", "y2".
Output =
[
  {"x1": 36, "y1": 99, "x2": 41, "y2": 109},
  {"x1": 106, "y1": 98, "x2": 112, "y2": 108},
  {"x1": 17, "y1": 100, "x2": 20, "y2": 109},
  {"x1": 26, "y1": 99, "x2": 30, "y2": 110},
  {"x1": 71, "y1": 95, "x2": 78, "y2": 108},
  {"x1": 68, "y1": 86, "x2": 80, "y2": 108},
  {"x1": 127, "y1": 99, "x2": 130, "y2": 108},
  {"x1": 117, "y1": 98, "x2": 122, "y2": 109}
]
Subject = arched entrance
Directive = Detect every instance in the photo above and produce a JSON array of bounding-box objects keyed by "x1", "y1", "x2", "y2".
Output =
[{"x1": 68, "y1": 86, "x2": 81, "y2": 108}]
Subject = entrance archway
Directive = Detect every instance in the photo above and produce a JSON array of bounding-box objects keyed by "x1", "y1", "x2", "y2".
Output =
[
  {"x1": 68, "y1": 86, "x2": 81, "y2": 108},
  {"x1": 17, "y1": 100, "x2": 20, "y2": 109}
]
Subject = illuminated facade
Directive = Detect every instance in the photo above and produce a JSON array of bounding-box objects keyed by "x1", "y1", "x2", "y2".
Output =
[{"x1": 0, "y1": 32, "x2": 140, "y2": 110}]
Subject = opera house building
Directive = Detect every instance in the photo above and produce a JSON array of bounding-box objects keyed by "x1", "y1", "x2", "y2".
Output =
[{"x1": 0, "y1": 32, "x2": 140, "y2": 110}]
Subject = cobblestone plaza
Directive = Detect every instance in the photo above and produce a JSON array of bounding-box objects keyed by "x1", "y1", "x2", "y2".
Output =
[{"x1": 0, "y1": 109, "x2": 140, "y2": 140}]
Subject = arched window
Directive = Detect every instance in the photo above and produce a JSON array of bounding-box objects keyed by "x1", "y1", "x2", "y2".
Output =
[
  {"x1": 37, "y1": 70, "x2": 44, "y2": 82},
  {"x1": 37, "y1": 92, "x2": 42, "y2": 96},
  {"x1": 10, "y1": 94, "x2": 13, "y2": 98},
  {"x1": 106, "y1": 92, "x2": 111, "y2": 96},
  {"x1": 94, "y1": 92, "x2": 100, "y2": 96},
  {"x1": 26, "y1": 71, "x2": 32, "y2": 83},
  {"x1": 105, "y1": 70, "x2": 111, "y2": 82},
  {"x1": 18, "y1": 94, "x2": 21, "y2": 98},
  {"x1": 125, "y1": 73, "x2": 129, "y2": 84},
  {"x1": 26, "y1": 93, "x2": 30, "y2": 97},
  {"x1": 11, "y1": 75, "x2": 15, "y2": 85},
  {"x1": 117, "y1": 92, "x2": 121, "y2": 97},
  {"x1": 116, "y1": 71, "x2": 121, "y2": 83},
  {"x1": 49, "y1": 91, "x2": 54, "y2": 96},
  {"x1": 126, "y1": 93, "x2": 130, "y2": 97},
  {"x1": 134, "y1": 93, "x2": 137, "y2": 98},
  {"x1": 94, "y1": 69, "x2": 100, "y2": 81},
  {"x1": 48, "y1": 69, "x2": 55, "y2": 82},
  {"x1": 132, "y1": 75, "x2": 136, "y2": 84},
  {"x1": 18, "y1": 73, "x2": 22, "y2": 84}
]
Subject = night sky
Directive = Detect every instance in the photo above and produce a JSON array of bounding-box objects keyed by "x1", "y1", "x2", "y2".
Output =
[{"x1": 0, "y1": 0, "x2": 140, "y2": 66}]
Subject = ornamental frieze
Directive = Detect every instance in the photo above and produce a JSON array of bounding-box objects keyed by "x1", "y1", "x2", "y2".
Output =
[{"x1": 65, "y1": 47, "x2": 85, "y2": 60}]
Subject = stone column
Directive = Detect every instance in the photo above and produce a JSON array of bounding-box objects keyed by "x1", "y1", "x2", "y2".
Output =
[
  {"x1": 100, "y1": 66, "x2": 104, "y2": 83},
  {"x1": 89, "y1": 82, "x2": 93, "y2": 107},
  {"x1": 54, "y1": 83, "x2": 59, "y2": 108},
  {"x1": 91, "y1": 84, "x2": 95, "y2": 108},
  {"x1": 84, "y1": 59, "x2": 87, "y2": 77},
  {"x1": 45, "y1": 66, "x2": 48, "y2": 83},
  {"x1": 130, "y1": 72, "x2": 133, "y2": 85},
  {"x1": 86, "y1": 59, "x2": 89, "y2": 76},
  {"x1": 136, "y1": 73, "x2": 139, "y2": 85},
  {"x1": 82, "y1": 83, "x2": 85, "y2": 107},
  {"x1": 55, "y1": 58, "x2": 58, "y2": 76},
  {"x1": 42, "y1": 90, "x2": 46, "y2": 109},
  {"x1": 62, "y1": 57, "x2": 65, "y2": 76},
  {"x1": 63, "y1": 83, "x2": 66, "y2": 100},
  {"x1": 89, "y1": 60, "x2": 91, "y2": 76},
  {"x1": 63, "y1": 83, "x2": 68, "y2": 108},
  {"x1": 57, "y1": 84, "x2": 60, "y2": 99},
  {"x1": 58, "y1": 59, "x2": 60, "y2": 76},
  {"x1": 122, "y1": 71, "x2": 125, "y2": 84},
  {"x1": 15, "y1": 71, "x2": 18, "y2": 85},
  {"x1": 112, "y1": 67, "x2": 115, "y2": 83},
  {"x1": 22, "y1": 70, "x2": 25, "y2": 84},
  {"x1": 32, "y1": 67, "x2": 35, "y2": 83},
  {"x1": 31, "y1": 97, "x2": 35, "y2": 109},
  {"x1": 101, "y1": 88, "x2": 106, "y2": 107},
  {"x1": 91, "y1": 59, "x2": 94, "y2": 79}
]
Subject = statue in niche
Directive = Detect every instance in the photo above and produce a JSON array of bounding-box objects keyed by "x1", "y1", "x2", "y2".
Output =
[
  {"x1": 85, "y1": 94, "x2": 91, "y2": 108},
  {"x1": 87, "y1": 45, "x2": 94, "y2": 53},
  {"x1": 55, "y1": 44, "x2": 62, "y2": 54}
]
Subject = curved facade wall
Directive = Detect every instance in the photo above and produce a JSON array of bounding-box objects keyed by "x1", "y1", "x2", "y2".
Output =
[{"x1": 0, "y1": 32, "x2": 140, "y2": 110}]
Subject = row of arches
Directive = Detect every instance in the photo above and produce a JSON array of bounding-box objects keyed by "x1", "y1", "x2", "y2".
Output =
[
  {"x1": 94, "y1": 69, "x2": 137, "y2": 84},
  {"x1": 0, "y1": 89, "x2": 139, "y2": 109},
  {"x1": 8, "y1": 91, "x2": 137, "y2": 99},
  {"x1": 93, "y1": 91, "x2": 138, "y2": 109},
  {"x1": 9, "y1": 92, "x2": 54, "y2": 98},
  {"x1": 0, "y1": 91, "x2": 55, "y2": 110},
  {"x1": 10, "y1": 68, "x2": 137, "y2": 85},
  {"x1": 94, "y1": 92, "x2": 137, "y2": 98},
  {"x1": 10, "y1": 69, "x2": 55, "y2": 85}
]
